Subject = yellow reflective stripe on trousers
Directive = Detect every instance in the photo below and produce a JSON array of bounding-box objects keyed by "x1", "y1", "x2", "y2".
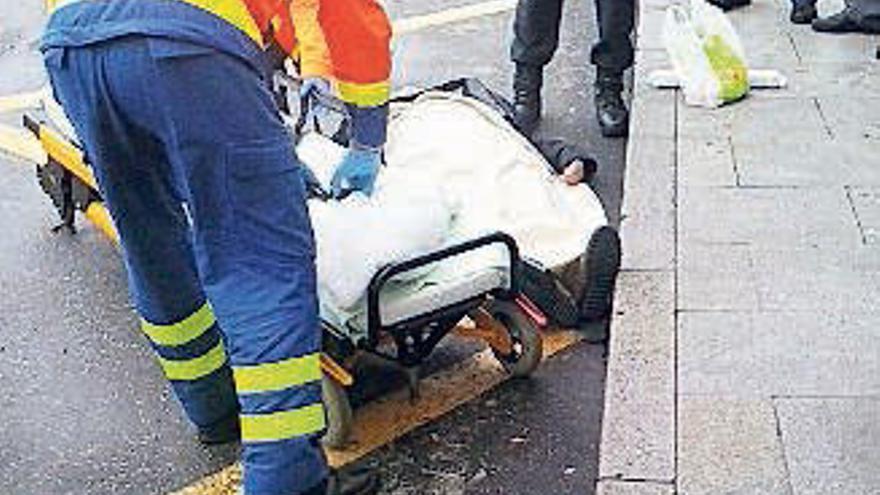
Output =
[
  {"x1": 335, "y1": 80, "x2": 391, "y2": 107},
  {"x1": 47, "y1": 0, "x2": 264, "y2": 48},
  {"x1": 240, "y1": 403, "x2": 326, "y2": 443},
  {"x1": 233, "y1": 353, "x2": 321, "y2": 394},
  {"x1": 158, "y1": 341, "x2": 227, "y2": 381},
  {"x1": 141, "y1": 302, "x2": 216, "y2": 347}
]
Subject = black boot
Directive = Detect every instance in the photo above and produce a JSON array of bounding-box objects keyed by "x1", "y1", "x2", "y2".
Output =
[
  {"x1": 594, "y1": 70, "x2": 628, "y2": 138},
  {"x1": 812, "y1": 7, "x2": 861, "y2": 32},
  {"x1": 707, "y1": 0, "x2": 751, "y2": 10},
  {"x1": 512, "y1": 64, "x2": 543, "y2": 135},
  {"x1": 790, "y1": 3, "x2": 817, "y2": 24},
  {"x1": 197, "y1": 413, "x2": 240, "y2": 445},
  {"x1": 304, "y1": 466, "x2": 380, "y2": 495}
]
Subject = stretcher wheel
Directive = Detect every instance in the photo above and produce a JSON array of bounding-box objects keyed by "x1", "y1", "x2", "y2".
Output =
[
  {"x1": 321, "y1": 374, "x2": 353, "y2": 449},
  {"x1": 489, "y1": 300, "x2": 543, "y2": 377}
]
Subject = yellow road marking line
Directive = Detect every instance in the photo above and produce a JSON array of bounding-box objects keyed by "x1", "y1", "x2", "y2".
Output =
[
  {"x1": 328, "y1": 328, "x2": 582, "y2": 466},
  {"x1": 0, "y1": 123, "x2": 47, "y2": 164},
  {"x1": 392, "y1": 0, "x2": 517, "y2": 35},
  {"x1": 169, "y1": 329, "x2": 583, "y2": 495}
]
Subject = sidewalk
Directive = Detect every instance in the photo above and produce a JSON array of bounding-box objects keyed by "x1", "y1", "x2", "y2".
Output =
[{"x1": 597, "y1": 0, "x2": 880, "y2": 493}]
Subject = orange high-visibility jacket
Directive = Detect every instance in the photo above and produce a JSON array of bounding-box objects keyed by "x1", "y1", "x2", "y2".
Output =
[
  {"x1": 45, "y1": 0, "x2": 392, "y2": 107},
  {"x1": 290, "y1": 0, "x2": 391, "y2": 107}
]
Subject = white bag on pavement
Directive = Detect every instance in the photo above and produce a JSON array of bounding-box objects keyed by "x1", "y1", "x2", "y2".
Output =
[{"x1": 662, "y1": 0, "x2": 749, "y2": 108}]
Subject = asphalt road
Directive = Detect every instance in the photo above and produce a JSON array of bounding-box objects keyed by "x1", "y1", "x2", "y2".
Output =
[{"x1": 0, "y1": 1, "x2": 627, "y2": 494}]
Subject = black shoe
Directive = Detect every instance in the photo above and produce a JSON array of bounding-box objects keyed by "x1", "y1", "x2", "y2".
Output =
[
  {"x1": 512, "y1": 64, "x2": 543, "y2": 135},
  {"x1": 197, "y1": 414, "x2": 240, "y2": 445},
  {"x1": 812, "y1": 8, "x2": 861, "y2": 32},
  {"x1": 707, "y1": 0, "x2": 751, "y2": 10},
  {"x1": 578, "y1": 226, "x2": 621, "y2": 322},
  {"x1": 594, "y1": 72, "x2": 629, "y2": 138},
  {"x1": 790, "y1": 3, "x2": 817, "y2": 24},
  {"x1": 304, "y1": 466, "x2": 380, "y2": 495}
]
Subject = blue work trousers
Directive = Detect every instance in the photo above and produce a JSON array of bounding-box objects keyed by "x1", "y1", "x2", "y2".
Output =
[{"x1": 44, "y1": 36, "x2": 327, "y2": 495}]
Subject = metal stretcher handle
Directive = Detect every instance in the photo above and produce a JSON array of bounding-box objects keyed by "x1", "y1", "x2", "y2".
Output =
[
  {"x1": 23, "y1": 113, "x2": 120, "y2": 243},
  {"x1": 365, "y1": 231, "x2": 521, "y2": 346}
]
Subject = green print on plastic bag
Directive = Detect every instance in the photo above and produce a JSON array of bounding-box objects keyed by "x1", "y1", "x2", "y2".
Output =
[{"x1": 703, "y1": 34, "x2": 748, "y2": 103}]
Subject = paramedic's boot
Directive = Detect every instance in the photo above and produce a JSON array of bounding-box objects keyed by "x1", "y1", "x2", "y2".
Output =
[
  {"x1": 594, "y1": 71, "x2": 629, "y2": 138},
  {"x1": 304, "y1": 466, "x2": 380, "y2": 495},
  {"x1": 197, "y1": 413, "x2": 240, "y2": 445},
  {"x1": 513, "y1": 64, "x2": 543, "y2": 135}
]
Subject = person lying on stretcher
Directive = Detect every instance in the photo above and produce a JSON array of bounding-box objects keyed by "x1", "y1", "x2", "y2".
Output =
[{"x1": 296, "y1": 77, "x2": 621, "y2": 334}]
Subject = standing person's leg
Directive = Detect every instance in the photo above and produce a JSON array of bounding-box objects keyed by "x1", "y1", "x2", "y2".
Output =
[
  {"x1": 43, "y1": 41, "x2": 241, "y2": 444},
  {"x1": 139, "y1": 41, "x2": 328, "y2": 495},
  {"x1": 45, "y1": 37, "x2": 375, "y2": 495},
  {"x1": 510, "y1": 0, "x2": 564, "y2": 134},
  {"x1": 590, "y1": 0, "x2": 634, "y2": 137},
  {"x1": 142, "y1": 40, "x2": 376, "y2": 495}
]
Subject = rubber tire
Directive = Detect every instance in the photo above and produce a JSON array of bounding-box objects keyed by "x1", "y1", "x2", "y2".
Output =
[
  {"x1": 321, "y1": 374, "x2": 353, "y2": 449},
  {"x1": 489, "y1": 300, "x2": 543, "y2": 378}
]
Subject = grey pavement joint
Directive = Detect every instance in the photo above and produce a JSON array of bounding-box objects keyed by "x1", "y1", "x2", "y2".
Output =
[
  {"x1": 847, "y1": 186, "x2": 880, "y2": 244},
  {"x1": 596, "y1": 480, "x2": 675, "y2": 495},
  {"x1": 678, "y1": 311, "x2": 880, "y2": 397},
  {"x1": 677, "y1": 397, "x2": 792, "y2": 495},
  {"x1": 776, "y1": 397, "x2": 880, "y2": 495}
]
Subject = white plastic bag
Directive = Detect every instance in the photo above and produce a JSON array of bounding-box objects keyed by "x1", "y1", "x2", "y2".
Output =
[{"x1": 662, "y1": 0, "x2": 749, "y2": 108}]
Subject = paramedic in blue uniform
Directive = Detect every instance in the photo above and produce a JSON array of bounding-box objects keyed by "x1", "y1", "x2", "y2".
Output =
[
  {"x1": 510, "y1": 0, "x2": 635, "y2": 138},
  {"x1": 40, "y1": 0, "x2": 390, "y2": 493}
]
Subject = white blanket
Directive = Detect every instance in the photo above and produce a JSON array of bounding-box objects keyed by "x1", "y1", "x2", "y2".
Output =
[
  {"x1": 296, "y1": 91, "x2": 609, "y2": 317},
  {"x1": 297, "y1": 134, "x2": 455, "y2": 310},
  {"x1": 384, "y1": 92, "x2": 607, "y2": 269}
]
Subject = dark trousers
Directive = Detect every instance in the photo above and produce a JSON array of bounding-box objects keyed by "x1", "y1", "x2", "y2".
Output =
[
  {"x1": 511, "y1": 0, "x2": 635, "y2": 76},
  {"x1": 44, "y1": 36, "x2": 327, "y2": 495}
]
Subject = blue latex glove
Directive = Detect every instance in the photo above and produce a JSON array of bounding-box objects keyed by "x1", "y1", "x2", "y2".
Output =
[{"x1": 330, "y1": 147, "x2": 381, "y2": 198}]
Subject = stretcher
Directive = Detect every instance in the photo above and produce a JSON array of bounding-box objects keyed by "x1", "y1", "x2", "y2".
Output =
[{"x1": 21, "y1": 101, "x2": 548, "y2": 449}]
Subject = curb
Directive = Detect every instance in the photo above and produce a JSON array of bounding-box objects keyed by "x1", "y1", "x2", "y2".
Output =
[{"x1": 596, "y1": 1, "x2": 679, "y2": 493}]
